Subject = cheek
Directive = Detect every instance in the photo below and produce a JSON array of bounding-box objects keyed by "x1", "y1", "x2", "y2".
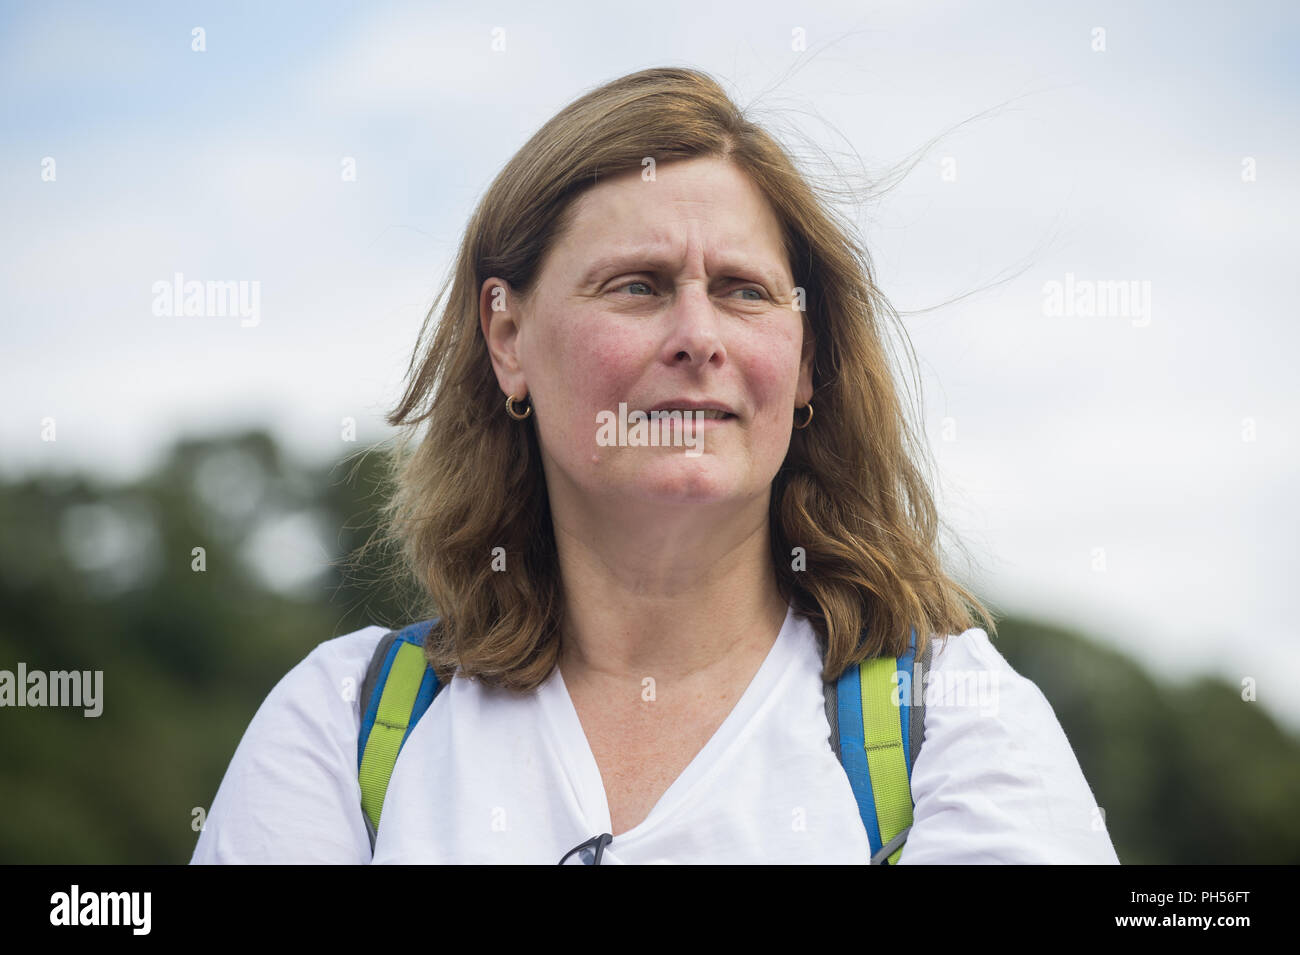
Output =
[
  {"x1": 585, "y1": 331, "x2": 644, "y2": 384},
  {"x1": 571, "y1": 317, "x2": 646, "y2": 381},
  {"x1": 741, "y1": 329, "x2": 803, "y2": 406},
  {"x1": 537, "y1": 315, "x2": 641, "y2": 416}
]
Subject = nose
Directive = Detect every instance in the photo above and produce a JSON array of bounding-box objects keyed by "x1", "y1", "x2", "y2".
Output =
[{"x1": 660, "y1": 281, "x2": 726, "y2": 368}]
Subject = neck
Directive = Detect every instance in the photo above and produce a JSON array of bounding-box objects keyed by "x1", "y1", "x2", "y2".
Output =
[{"x1": 552, "y1": 490, "x2": 789, "y2": 692}]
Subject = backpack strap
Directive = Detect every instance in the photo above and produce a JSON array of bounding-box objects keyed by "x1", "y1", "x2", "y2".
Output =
[
  {"x1": 360, "y1": 616, "x2": 931, "y2": 862},
  {"x1": 357, "y1": 618, "x2": 444, "y2": 851},
  {"x1": 823, "y1": 626, "x2": 931, "y2": 864}
]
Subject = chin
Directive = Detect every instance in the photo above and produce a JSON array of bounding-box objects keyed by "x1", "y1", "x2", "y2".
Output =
[{"x1": 627, "y1": 466, "x2": 740, "y2": 503}]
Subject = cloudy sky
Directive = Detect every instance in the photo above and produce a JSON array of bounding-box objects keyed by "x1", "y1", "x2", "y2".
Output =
[{"x1": 2, "y1": 1, "x2": 1297, "y2": 730}]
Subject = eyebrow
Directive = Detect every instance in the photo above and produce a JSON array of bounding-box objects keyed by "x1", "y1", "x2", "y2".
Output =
[{"x1": 577, "y1": 248, "x2": 789, "y2": 292}]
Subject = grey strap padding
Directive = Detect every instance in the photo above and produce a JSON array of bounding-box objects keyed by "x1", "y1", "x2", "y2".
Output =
[
  {"x1": 910, "y1": 637, "x2": 933, "y2": 768},
  {"x1": 823, "y1": 677, "x2": 840, "y2": 756},
  {"x1": 364, "y1": 807, "x2": 378, "y2": 853},
  {"x1": 871, "y1": 824, "x2": 912, "y2": 864}
]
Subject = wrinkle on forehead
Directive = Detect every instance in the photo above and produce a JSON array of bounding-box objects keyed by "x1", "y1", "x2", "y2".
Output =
[{"x1": 548, "y1": 158, "x2": 793, "y2": 289}]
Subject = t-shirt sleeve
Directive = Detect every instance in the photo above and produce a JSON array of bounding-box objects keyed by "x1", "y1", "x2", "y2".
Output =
[
  {"x1": 189, "y1": 626, "x2": 389, "y2": 864},
  {"x1": 897, "y1": 628, "x2": 1121, "y2": 864}
]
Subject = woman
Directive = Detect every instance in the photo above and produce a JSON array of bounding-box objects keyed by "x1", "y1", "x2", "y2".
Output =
[{"x1": 191, "y1": 66, "x2": 1119, "y2": 864}]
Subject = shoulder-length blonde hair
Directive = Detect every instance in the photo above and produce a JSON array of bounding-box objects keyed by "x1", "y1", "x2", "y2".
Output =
[{"x1": 372, "y1": 65, "x2": 996, "y2": 691}]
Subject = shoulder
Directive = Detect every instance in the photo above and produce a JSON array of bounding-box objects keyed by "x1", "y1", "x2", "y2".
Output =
[
  {"x1": 899, "y1": 627, "x2": 1121, "y2": 864},
  {"x1": 189, "y1": 624, "x2": 392, "y2": 864},
  {"x1": 234, "y1": 624, "x2": 392, "y2": 733},
  {"x1": 275, "y1": 624, "x2": 393, "y2": 706}
]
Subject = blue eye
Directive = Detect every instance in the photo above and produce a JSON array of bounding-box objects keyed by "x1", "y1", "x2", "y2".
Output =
[{"x1": 612, "y1": 280, "x2": 766, "y2": 300}]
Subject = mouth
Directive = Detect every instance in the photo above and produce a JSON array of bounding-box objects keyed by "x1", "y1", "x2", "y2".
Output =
[
  {"x1": 645, "y1": 408, "x2": 735, "y2": 420},
  {"x1": 643, "y1": 399, "x2": 738, "y2": 419}
]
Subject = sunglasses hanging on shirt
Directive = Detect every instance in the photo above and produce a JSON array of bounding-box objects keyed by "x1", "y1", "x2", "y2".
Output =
[{"x1": 558, "y1": 832, "x2": 614, "y2": 865}]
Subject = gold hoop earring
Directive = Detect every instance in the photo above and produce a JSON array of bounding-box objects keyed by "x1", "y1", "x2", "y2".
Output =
[
  {"x1": 506, "y1": 394, "x2": 532, "y2": 420},
  {"x1": 794, "y1": 402, "x2": 813, "y2": 430}
]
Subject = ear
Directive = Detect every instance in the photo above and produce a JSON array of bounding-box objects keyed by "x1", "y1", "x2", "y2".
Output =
[{"x1": 480, "y1": 277, "x2": 527, "y2": 401}]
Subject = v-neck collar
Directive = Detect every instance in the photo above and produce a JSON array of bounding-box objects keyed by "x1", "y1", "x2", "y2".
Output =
[{"x1": 537, "y1": 603, "x2": 800, "y2": 851}]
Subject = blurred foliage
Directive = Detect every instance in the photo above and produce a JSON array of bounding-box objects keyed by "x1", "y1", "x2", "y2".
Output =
[{"x1": 0, "y1": 429, "x2": 1296, "y2": 863}]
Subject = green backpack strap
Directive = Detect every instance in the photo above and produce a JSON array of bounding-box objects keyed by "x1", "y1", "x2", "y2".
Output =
[
  {"x1": 357, "y1": 620, "x2": 443, "y2": 851},
  {"x1": 824, "y1": 626, "x2": 931, "y2": 864}
]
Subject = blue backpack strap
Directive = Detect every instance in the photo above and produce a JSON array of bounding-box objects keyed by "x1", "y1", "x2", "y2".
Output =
[
  {"x1": 826, "y1": 626, "x2": 929, "y2": 864},
  {"x1": 357, "y1": 618, "x2": 444, "y2": 850}
]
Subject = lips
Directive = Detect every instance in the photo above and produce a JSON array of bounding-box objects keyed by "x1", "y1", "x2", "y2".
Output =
[
  {"x1": 644, "y1": 400, "x2": 737, "y2": 418},
  {"x1": 647, "y1": 409, "x2": 732, "y2": 421}
]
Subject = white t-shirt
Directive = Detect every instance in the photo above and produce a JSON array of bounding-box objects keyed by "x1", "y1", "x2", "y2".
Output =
[{"x1": 190, "y1": 604, "x2": 1120, "y2": 864}]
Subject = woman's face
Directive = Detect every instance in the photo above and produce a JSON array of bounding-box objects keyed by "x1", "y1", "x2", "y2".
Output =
[{"x1": 482, "y1": 156, "x2": 814, "y2": 517}]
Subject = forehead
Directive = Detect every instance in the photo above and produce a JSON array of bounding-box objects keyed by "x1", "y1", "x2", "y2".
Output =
[{"x1": 548, "y1": 157, "x2": 790, "y2": 277}]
